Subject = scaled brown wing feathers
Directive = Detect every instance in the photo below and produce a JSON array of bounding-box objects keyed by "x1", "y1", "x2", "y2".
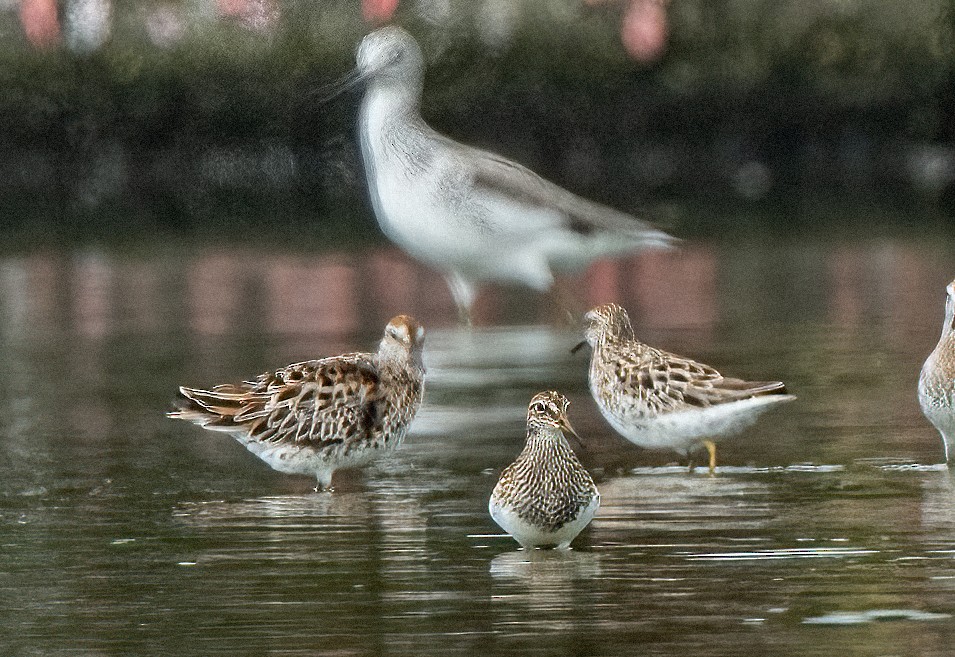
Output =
[
  {"x1": 172, "y1": 357, "x2": 386, "y2": 450},
  {"x1": 619, "y1": 349, "x2": 788, "y2": 412}
]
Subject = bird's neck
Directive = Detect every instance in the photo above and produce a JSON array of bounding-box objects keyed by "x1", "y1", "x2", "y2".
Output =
[
  {"x1": 524, "y1": 427, "x2": 571, "y2": 456},
  {"x1": 360, "y1": 81, "x2": 423, "y2": 136},
  {"x1": 933, "y1": 327, "x2": 955, "y2": 358},
  {"x1": 592, "y1": 333, "x2": 647, "y2": 374},
  {"x1": 941, "y1": 302, "x2": 955, "y2": 339},
  {"x1": 595, "y1": 332, "x2": 634, "y2": 356},
  {"x1": 377, "y1": 342, "x2": 425, "y2": 376}
]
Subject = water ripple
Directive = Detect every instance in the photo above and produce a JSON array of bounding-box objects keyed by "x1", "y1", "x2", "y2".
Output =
[
  {"x1": 803, "y1": 609, "x2": 952, "y2": 624},
  {"x1": 680, "y1": 547, "x2": 880, "y2": 561}
]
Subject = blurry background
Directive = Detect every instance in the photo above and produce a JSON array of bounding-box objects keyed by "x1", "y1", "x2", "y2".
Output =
[
  {"x1": 2, "y1": 0, "x2": 954, "y2": 242},
  {"x1": 6, "y1": 5, "x2": 955, "y2": 655}
]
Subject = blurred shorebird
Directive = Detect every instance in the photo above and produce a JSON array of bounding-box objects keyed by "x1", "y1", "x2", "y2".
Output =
[
  {"x1": 168, "y1": 315, "x2": 426, "y2": 491},
  {"x1": 576, "y1": 303, "x2": 795, "y2": 473},
  {"x1": 489, "y1": 391, "x2": 600, "y2": 549},
  {"x1": 918, "y1": 278, "x2": 955, "y2": 463},
  {"x1": 338, "y1": 26, "x2": 675, "y2": 323}
]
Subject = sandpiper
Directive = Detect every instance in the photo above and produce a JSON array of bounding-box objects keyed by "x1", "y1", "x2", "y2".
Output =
[
  {"x1": 918, "y1": 278, "x2": 955, "y2": 463},
  {"x1": 576, "y1": 303, "x2": 795, "y2": 473},
  {"x1": 168, "y1": 315, "x2": 426, "y2": 490},
  {"x1": 345, "y1": 26, "x2": 675, "y2": 322},
  {"x1": 489, "y1": 391, "x2": 600, "y2": 549}
]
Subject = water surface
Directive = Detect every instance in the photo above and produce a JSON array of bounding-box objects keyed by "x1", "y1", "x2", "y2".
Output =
[{"x1": 2, "y1": 235, "x2": 955, "y2": 656}]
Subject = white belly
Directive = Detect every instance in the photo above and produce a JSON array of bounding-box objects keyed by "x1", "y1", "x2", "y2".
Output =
[
  {"x1": 919, "y1": 372, "x2": 955, "y2": 462},
  {"x1": 237, "y1": 434, "x2": 393, "y2": 477},
  {"x1": 373, "y1": 167, "x2": 481, "y2": 262},
  {"x1": 600, "y1": 395, "x2": 795, "y2": 454},
  {"x1": 489, "y1": 496, "x2": 599, "y2": 550}
]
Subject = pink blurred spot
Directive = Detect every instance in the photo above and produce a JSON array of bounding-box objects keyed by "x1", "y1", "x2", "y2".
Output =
[
  {"x1": 630, "y1": 246, "x2": 717, "y2": 330},
  {"x1": 73, "y1": 254, "x2": 113, "y2": 340},
  {"x1": 19, "y1": 0, "x2": 61, "y2": 49},
  {"x1": 362, "y1": 0, "x2": 399, "y2": 24},
  {"x1": 621, "y1": 0, "x2": 668, "y2": 63},
  {"x1": 585, "y1": 259, "x2": 622, "y2": 305},
  {"x1": 828, "y1": 245, "x2": 866, "y2": 329},
  {"x1": 187, "y1": 250, "x2": 244, "y2": 336},
  {"x1": 264, "y1": 255, "x2": 357, "y2": 337},
  {"x1": 26, "y1": 254, "x2": 61, "y2": 331},
  {"x1": 368, "y1": 248, "x2": 419, "y2": 323},
  {"x1": 216, "y1": 0, "x2": 277, "y2": 30}
]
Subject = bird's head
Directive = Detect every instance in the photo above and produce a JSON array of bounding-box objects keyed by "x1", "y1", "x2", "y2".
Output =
[
  {"x1": 527, "y1": 390, "x2": 580, "y2": 444},
  {"x1": 575, "y1": 303, "x2": 634, "y2": 352},
  {"x1": 355, "y1": 26, "x2": 425, "y2": 87},
  {"x1": 380, "y1": 314, "x2": 425, "y2": 368}
]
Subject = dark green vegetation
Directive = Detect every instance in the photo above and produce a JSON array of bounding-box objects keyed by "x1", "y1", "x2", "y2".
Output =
[{"x1": 1, "y1": 0, "x2": 954, "y2": 240}]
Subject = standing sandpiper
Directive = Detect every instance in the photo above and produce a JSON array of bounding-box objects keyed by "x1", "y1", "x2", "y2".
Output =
[
  {"x1": 347, "y1": 26, "x2": 675, "y2": 322},
  {"x1": 489, "y1": 391, "x2": 600, "y2": 549},
  {"x1": 918, "y1": 278, "x2": 955, "y2": 463},
  {"x1": 576, "y1": 303, "x2": 795, "y2": 473},
  {"x1": 168, "y1": 315, "x2": 426, "y2": 491}
]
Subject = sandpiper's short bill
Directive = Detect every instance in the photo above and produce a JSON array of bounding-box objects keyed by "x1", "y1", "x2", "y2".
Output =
[
  {"x1": 577, "y1": 303, "x2": 795, "y2": 473},
  {"x1": 918, "y1": 278, "x2": 955, "y2": 463},
  {"x1": 345, "y1": 26, "x2": 676, "y2": 323},
  {"x1": 489, "y1": 391, "x2": 600, "y2": 549},
  {"x1": 168, "y1": 315, "x2": 426, "y2": 490}
]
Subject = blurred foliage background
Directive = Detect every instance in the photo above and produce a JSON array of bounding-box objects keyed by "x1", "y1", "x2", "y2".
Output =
[{"x1": 0, "y1": 0, "x2": 954, "y2": 240}]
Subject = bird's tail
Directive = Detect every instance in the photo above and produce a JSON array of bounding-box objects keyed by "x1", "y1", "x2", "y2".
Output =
[
  {"x1": 636, "y1": 226, "x2": 680, "y2": 250},
  {"x1": 716, "y1": 379, "x2": 795, "y2": 403},
  {"x1": 167, "y1": 385, "x2": 261, "y2": 431}
]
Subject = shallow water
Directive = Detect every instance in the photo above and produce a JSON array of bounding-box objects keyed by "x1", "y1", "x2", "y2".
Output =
[{"x1": 2, "y1": 235, "x2": 955, "y2": 655}]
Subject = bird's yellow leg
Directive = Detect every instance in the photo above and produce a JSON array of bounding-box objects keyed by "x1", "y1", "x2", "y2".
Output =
[{"x1": 703, "y1": 440, "x2": 717, "y2": 475}]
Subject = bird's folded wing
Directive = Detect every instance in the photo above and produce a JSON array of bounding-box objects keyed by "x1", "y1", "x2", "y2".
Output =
[
  {"x1": 466, "y1": 146, "x2": 675, "y2": 244},
  {"x1": 175, "y1": 357, "x2": 386, "y2": 449},
  {"x1": 622, "y1": 353, "x2": 787, "y2": 411}
]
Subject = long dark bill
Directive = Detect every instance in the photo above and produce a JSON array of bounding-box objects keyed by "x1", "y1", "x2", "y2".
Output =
[
  {"x1": 570, "y1": 340, "x2": 588, "y2": 355},
  {"x1": 561, "y1": 417, "x2": 587, "y2": 449},
  {"x1": 310, "y1": 68, "x2": 365, "y2": 103}
]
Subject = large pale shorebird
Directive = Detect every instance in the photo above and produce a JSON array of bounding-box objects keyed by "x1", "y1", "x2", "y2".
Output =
[
  {"x1": 489, "y1": 391, "x2": 600, "y2": 549},
  {"x1": 918, "y1": 278, "x2": 955, "y2": 463},
  {"x1": 344, "y1": 26, "x2": 675, "y2": 322},
  {"x1": 576, "y1": 303, "x2": 795, "y2": 473},
  {"x1": 168, "y1": 315, "x2": 426, "y2": 491}
]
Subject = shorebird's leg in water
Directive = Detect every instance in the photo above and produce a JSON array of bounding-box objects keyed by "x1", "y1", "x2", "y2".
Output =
[
  {"x1": 446, "y1": 272, "x2": 476, "y2": 327},
  {"x1": 703, "y1": 440, "x2": 718, "y2": 476}
]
